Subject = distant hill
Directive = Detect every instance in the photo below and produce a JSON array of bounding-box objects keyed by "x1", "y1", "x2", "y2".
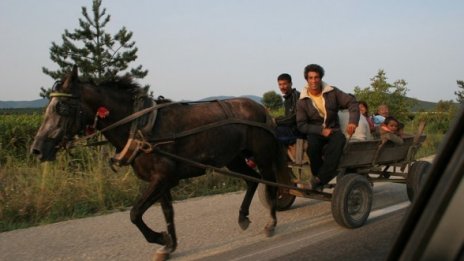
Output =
[
  {"x1": 198, "y1": 95, "x2": 262, "y2": 104},
  {"x1": 408, "y1": 97, "x2": 439, "y2": 112},
  {"x1": 0, "y1": 99, "x2": 47, "y2": 109},
  {"x1": 0, "y1": 96, "x2": 262, "y2": 109},
  {"x1": 0, "y1": 95, "x2": 449, "y2": 112}
]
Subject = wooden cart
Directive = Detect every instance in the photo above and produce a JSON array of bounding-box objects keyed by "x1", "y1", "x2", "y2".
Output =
[{"x1": 258, "y1": 123, "x2": 430, "y2": 228}]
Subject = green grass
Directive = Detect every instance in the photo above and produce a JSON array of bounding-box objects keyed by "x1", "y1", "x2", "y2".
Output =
[
  {"x1": 0, "y1": 151, "x2": 247, "y2": 232},
  {"x1": 0, "y1": 111, "x2": 449, "y2": 232}
]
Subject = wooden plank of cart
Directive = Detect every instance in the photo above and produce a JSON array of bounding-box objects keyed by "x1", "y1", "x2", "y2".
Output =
[{"x1": 258, "y1": 122, "x2": 430, "y2": 229}]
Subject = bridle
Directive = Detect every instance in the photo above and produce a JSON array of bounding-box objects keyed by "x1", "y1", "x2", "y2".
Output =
[
  {"x1": 47, "y1": 80, "x2": 162, "y2": 151},
  {"x1": 48, "y1": 81, "x2": 83, "y2": 149}
]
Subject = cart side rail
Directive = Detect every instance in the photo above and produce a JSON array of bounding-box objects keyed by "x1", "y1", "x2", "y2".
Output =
[{"x1": 338, "y1": 134, "x2": 426, "y2": 168}]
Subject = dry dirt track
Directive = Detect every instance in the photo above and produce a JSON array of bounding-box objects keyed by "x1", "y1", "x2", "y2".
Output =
[
  {"x1": 0, "y1": 184, "x2": 408, "y2": 261},
  {"x1": 1, "y1": 191, "x2": 297, "y2": 261},
  {"x1": 0, "y1": 156, "x2": 434, "y2": 261}
]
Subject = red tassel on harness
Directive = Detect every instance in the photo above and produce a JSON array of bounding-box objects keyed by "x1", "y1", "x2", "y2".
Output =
[{"x1": 97, "y1": 106, "x2": 110, "y2": 118}]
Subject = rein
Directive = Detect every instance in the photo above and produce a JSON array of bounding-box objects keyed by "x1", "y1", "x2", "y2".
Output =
[
  {"x1": 55, "y1": 95, "x2": 277, "y2": 169},
  {"x1": 72, "y1": 99, "x2": 276, "y2": 147},
  {"x1": 69, "y1": 101, "x2": 175, "y2": 147},
  {"x1": 154, "y1": 147, "x2": 332, "y2": 198}
]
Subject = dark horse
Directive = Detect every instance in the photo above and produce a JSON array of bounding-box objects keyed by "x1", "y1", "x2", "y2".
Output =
[{"x1": 31, "y1": 66, "x2": 286, "y2": 258}]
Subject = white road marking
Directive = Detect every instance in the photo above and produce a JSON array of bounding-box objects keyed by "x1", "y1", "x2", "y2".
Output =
[
  {"x1": 230, "y1": 227, "x2": 340, "y2": 261},
  {"x1": 368, "y1": 201, "x2": 410, "y2": 220},
  {"x1": 229, "y1": 201, "x2": 410, "y2": 261}
]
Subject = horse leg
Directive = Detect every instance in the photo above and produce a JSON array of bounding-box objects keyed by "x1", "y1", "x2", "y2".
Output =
[
  {"x1": 263, "y1": 183, "x2": 277, "y2": 237},
  {"x1": 239, "y1": 180, "x2": 259, "y2": 230},
  {"x1": 130, "y1": 179, "x2": 171, "y2": 246},
  {"x1": 226, "y1": 157, "x2": 261, "y2": 231},
  {"x1": 253, "y1": 157, "x2": 278, "y2": 237},
  {"x1": 156, "y1": 190, "x2": 177, "y2": 256}
]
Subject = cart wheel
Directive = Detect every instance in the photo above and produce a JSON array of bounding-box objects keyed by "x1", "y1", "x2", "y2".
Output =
[
  {"x1": 406, "y1": 161, "x2": 431, "y2": 202},
  {"x1": 331, "y1": 174, "x2": 373, "y2": 228},
  {"x1": 258, "y1": 168, "x2": 296, "y2": 211}
]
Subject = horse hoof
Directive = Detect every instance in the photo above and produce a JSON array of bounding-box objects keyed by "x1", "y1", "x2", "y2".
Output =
[
  {"x1": 154, "y1": 248, "x2": 170, "y2": 261},
  {"x1": 264, "y1": 226, "x2": 275, "y2": 237},
  {"x1": 161, "y1": 232, "x2": 176, "y2": 252},
  {"x1": 238, "y1": 217, "x2": 251, "y2": 230}
]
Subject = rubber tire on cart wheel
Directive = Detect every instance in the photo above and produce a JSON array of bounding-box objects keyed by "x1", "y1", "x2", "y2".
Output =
[
  {"x1": 258, "y1": 169, "x2": 296, "y2": 211},
  {"x1": 331, "y1": 174, "x2": 373, "y2": 228},
  {"x1": 406, "y1": 161, "x2": 431, "y2": 202}
]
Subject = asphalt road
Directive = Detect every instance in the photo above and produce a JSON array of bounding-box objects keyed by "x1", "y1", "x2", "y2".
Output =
[{"x1": 0, "y1": 179, "x2": 411, "y2": 261}]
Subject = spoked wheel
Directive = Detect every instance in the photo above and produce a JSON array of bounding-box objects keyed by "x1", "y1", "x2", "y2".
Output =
[
  {"x1": 331, "y1": 174, "x2": 373, "y2": 228},
  {"x1": 406, "y1": 161, "x2": 431, "y2": 202},
  {"x1": 258, "y1": 168, "x2": 296, "y2": 211}
]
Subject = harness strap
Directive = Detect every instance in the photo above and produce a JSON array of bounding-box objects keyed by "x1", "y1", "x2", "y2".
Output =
[
  {"x1": 141, "y1": 99, "x2": 157, "y2": 135},
  {"x1": 217, "y1": 100, "x2": 235, "y2": 118},
  {"x1": 49, "y1": 92, "x2": 78, "y2": 98},
  {"x1": 129, "y1": 95, "x2": 146, "y2": 136},
  {"x1": 73, "y1": 99, "x2": 256, "y2": 146},
  {"x1": 151, "y1": 118, "x2": 275, "y2": 143}
]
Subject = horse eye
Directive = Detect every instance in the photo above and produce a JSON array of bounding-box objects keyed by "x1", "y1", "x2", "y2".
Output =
[{"x1": 55, "y1": 101, "x2": 70, "y2": 116}]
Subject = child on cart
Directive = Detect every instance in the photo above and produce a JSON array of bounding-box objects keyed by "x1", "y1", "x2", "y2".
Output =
[{"x1": 379, "y1": 116, "x2": 404, "y2": 145}]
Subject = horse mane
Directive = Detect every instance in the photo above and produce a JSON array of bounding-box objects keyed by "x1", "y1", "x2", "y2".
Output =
[
  {"x1": 154, "y1": 95, "x2": 172, "y2": 104},
  {"x1": 98, "y1": 75, "x2": 142, "y2": 95},
  {"x1": 95, "y1": 75, "x2": 173, "y2": 104}
]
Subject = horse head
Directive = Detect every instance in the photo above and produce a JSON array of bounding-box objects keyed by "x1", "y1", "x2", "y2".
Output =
[
  {"x1": 31, "y1": 65, "x2": 153, "y2": 161},
  {"x1": 31, "y1": 66, "x2": 89, "y2": 161}
]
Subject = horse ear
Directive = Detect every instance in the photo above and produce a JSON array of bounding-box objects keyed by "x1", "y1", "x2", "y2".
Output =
[
  {"x1": 71, "y1": 65, "x2": 78, "y2": 79},
  {"x1": 62, "y1": 65, "x2": 79, "y2": 91}
]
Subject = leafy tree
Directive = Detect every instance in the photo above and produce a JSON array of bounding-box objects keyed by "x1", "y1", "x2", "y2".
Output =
[
  {"x1": 262, "y1": 91, "x2": 283, "y2": 111},
  {"x1": 435, "y1": 100, "x2": 455, "y2": 113},
  {"x1": 41, "y1": 0, "x2": 147, "y2": 97},
  {"x1": 354, "y1": 69, "x2": 415, "y2": 122},
  {"x1": 455, "y1": 80, "x2": 464, "y2": 104}
]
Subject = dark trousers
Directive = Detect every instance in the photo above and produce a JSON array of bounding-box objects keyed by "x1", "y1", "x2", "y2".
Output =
[
  {"x1": 306, "y1": 131, "x2": 346, "y2": 185},
  {"x1": 276, "y1": 126, "x2": 304, "y2": 146}
]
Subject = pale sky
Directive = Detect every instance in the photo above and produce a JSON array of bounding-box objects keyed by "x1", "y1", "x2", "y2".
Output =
[{"x1": 0, "y1": 0, "x2": 463, "y2": 102}]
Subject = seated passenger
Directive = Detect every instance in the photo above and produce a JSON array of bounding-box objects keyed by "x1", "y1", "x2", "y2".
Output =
[
  {"x1": 379, "y1": 116, "x2": 404, "y2": 145},
  {"x1": 372, "y1": 104, "x2": 390, "y2": 127},
  {"x1": 247, "y1": 73, "x2": 301, "y2": 167},
  {"x1": 274, "y1": 73, "x2": 302, "y2": 146},
  {"x1": 358, "y1": 101, "x2": 375, "y2": 133},
  {"x1": 339, "y1": 109, "x2": 372, "y2": 141}
]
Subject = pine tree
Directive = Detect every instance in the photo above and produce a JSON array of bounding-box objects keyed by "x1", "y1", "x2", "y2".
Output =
[
  {"x1": 42, "y1": 0, "x2": 147, "y2": 87},
  {"x1": 455, "y1": 80, "x2": 464, "y2": 104}
]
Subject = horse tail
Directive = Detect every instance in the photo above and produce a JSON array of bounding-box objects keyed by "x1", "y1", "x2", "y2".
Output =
[
  {"x1": 274, "y1": 140, "x2": 290, "y2": 183},
  {"x1": 262, "y1": 108, "x2": 289, "y2": 183}
]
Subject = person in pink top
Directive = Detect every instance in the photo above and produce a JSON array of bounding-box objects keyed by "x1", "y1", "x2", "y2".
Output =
[{"x1": 358, "y1": 101, "x2": 375, "y2": 133}]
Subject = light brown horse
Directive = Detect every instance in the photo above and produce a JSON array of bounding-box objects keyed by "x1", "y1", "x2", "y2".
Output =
[{"x1": 31, "y1": 66, "x2": 287, "y2": 258}]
